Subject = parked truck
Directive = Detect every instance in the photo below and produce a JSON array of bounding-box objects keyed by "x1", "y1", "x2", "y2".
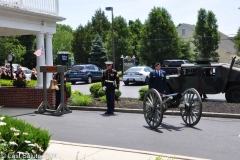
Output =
[{"x1": 166, "y1": 57, "x2": 240, "y2": 103}]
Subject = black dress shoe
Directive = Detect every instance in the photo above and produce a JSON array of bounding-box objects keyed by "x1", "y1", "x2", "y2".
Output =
[{"x1": 105, "y1": 111, "x2": 111, "y2": 114}]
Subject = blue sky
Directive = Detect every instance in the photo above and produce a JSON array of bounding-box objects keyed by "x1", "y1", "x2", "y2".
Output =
[{"x1": 58, "y1": 0, "x2": 240, "y2": 36}]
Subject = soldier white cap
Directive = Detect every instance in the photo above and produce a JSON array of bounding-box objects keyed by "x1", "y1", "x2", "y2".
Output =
[{"x1": 105, "y1": 61, "x2": 113, "y2": 65}]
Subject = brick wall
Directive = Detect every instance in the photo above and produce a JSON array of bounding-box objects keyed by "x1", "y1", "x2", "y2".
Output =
[{"x1": 0, "y1": 87, "x2": 56, "y2": 108}]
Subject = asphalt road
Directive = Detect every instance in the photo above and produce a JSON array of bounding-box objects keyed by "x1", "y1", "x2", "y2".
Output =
[
  {"x1": 1, "y1": 108, "x2": 239, "y2": 160},
  {"x1": 70, "y1": 81, "x2": 227, "y2": 101}
]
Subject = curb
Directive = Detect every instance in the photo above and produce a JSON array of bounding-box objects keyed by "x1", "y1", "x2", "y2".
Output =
[
  {"x1": 68, "y1": 106, "x2": 240, "y2": 119},
  {"x1": 49, "y1": 140, "x2": 209, "y2": 160}
]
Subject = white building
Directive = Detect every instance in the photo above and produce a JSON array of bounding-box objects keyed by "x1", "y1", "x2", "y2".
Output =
[{"x1": 0, "y1": 0, "x2": 65, "y2": 88}]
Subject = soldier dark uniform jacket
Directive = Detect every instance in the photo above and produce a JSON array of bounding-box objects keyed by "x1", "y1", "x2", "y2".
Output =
[
  {"x1": 101, "y1": 69, "x2": 119, "y2": 91},
  {"x1": 149, "y1": 69, "x2": 167, "y2": 94}
]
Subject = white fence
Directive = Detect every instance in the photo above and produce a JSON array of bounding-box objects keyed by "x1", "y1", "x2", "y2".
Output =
[{"x1": 0, "y1": 0, "x2": 59, "y2": 15}]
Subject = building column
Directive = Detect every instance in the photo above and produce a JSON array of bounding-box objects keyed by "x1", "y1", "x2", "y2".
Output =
[
  {"x1": 35, "y1": 32, "x2": 45, "y2": 88},
  {"x1": 46, "y1": 33, "x2": 53, "y2": 87}
]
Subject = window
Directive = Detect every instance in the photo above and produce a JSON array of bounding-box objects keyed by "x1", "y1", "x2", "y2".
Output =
[
  {"x1": 182, "y1": 68, "x2": 196, "y2": 76},
  {"x1": 86, "y1": 65, "x2": 94, "y2": 70},
  {"x1": 202, "y1": 67, "x2": 216, "y2": 76},
  {"x1": 93, "y1": 65, "x2": 99, "y2": 71},
  {"x1": 182, "y1": 29, "x2": 186, "y2": 36}
]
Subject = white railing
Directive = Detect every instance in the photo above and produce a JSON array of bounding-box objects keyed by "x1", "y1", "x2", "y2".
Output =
[{"x1": 0, "y1": 0, "x2": 59, "y2": 15}]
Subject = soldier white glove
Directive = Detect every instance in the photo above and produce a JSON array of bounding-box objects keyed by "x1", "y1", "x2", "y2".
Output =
[
  {"x1": 115, "y1": 89, "x2": 118, "y2": 93},
  {"x1": 102, "y1": 86, "x2": 107, "y2": 91}
]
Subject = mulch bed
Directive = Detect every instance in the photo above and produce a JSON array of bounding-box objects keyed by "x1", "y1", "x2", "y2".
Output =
[{"x1": 88, "y1": 98, "x2": 240, "y2": 114}]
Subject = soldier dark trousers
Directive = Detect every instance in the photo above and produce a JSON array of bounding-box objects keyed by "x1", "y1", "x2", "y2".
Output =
[
  {"x1": 55, "y1": 89, "x2": 61, "y2": 110},
  {"x1": 105, "y1": 91, "x2": 115, "y2": 113}
]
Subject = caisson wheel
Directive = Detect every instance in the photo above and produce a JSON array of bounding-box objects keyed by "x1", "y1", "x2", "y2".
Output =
[
  {"x1": 180, "y1": 88, "x2": 202, "y2": 127},
  {"x1": 143, "y1": 89, "x2": 163, "y2": 129}
]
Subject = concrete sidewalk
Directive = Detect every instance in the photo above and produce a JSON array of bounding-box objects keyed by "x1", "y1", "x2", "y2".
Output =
[{"x1": 43, "y1": 140, "x2": 210, "y2": 160}]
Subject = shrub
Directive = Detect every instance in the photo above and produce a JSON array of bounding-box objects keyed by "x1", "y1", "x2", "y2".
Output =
[
  {"x1": 66, "y1": 82, "x2": 71, "y2": 98},
  {"x1": 138, "y1": 86, "x2": 149, "y2": 100},
  {"x1": 12, "y1": 78, "x2": 28, "y2": 88},
  {"x1": 89, "y1": 82, "x2": 102, "y2": 97},
  {"x1": 118, "y1": 71, "x2": 122, "y2": 76},
  {"x1": 100, "y1": 95, "x2": 107, "y2": 103},
  {"x1": 115, "y1": 90, "x2": 122, "y2": 100},
  {"x1": 0, "y1": 79, "x2": 13, "y2": 86},
  {"x1": 0, "y1": 79, "x2": 37, "y2": 87},
  {"x1": 0, "y1": 115, "x2": 51, "y2": 158},
  {"x1": 69, "y1": 93, "x2": 93, "y2": 106},
  {"x1": 71, "y1": 90, "x2": 83, "y2": 97}
]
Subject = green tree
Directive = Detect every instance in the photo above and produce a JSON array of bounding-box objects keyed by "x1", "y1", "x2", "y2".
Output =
[
  {"x1": 234, "y1": 27, "x2": 240, "y2": 56},
  {"x1": 140, "y1": 7, "x2": 181, "y2": 66},
  {"x1": 105, "y1": 16, "x2": 131, "y2": 70},
  {"x1": 128, "y1": 19, "x2": 143, "y2": 65},
  {"x1": 89, "y1": 33, "x2": 107, "y2": 68},
  {"x1": 179, "y1": 39, "x2": 194, "y2": 61},
  {"x1": 0, "y1": 36, "x2": 25, "y2": 66},
  {"x1": 72, "y1": 23, "x2": 93, "y2": 64},
  {"x1": 193, "y1": 8, "x2": 220, "y2": 61},
  {"x1": 17, "y1": 35, "x2": 36, "y2": 69},
  {"x1": 91, "y1": 8, "x2": 110, "y2": 42},
  {"x1": 53, "y1": 24, "x2": 73, "y2": 65}
]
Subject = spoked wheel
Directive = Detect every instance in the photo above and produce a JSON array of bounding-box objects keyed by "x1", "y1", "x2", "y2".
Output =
[
  {"x1": 180, "y1": 88, "x2": 202, "y2": 127},
  {"x1": 143, "y1": 89, "x2": 163, "y2": 129}
]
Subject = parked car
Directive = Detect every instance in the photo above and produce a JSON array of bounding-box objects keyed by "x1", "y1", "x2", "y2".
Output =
[
  {"x1": 68, "y1": 64, "x2": 102, "y2": 84},
  {"x1": 166, "y1": 57, "x2": 240, "y2": 103},
  {"x1": 122, "y1": 66, "x2": 153, "y2": 85},
  {"x1": 162, "y1": 59, "x2": 189, "y2": 67}
]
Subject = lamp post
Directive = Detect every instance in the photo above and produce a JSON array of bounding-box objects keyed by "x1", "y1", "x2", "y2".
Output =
[
  {"x1": 120, "y1": 55, "x2": 124, "y2": 75},
  {"x1": 132, "y1": 55, "x2": 136, "y2": 66},
  {"x1": 105, "y1": 7, "x2": 115, "y2": 69}
]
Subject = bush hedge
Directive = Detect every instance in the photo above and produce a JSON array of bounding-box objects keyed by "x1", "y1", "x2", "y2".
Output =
[
  {"x1": 138, "y1": 86, "x2": 149, "y2": 100},
  {"x1": 89, "y1": 82, "x2": 122, "y2": 100},
  {"x1": 0, "y1": 115, "x2": 51, "y2": 159}
]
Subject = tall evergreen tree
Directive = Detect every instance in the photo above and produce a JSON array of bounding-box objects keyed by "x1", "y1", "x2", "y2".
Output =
[
  {"x1": 140, "y1": 7, "x2": 181, "y2": 66},
  {"x1": 89, "y1": 33, "x2": 107, "y2": 69},
  {"x1": 234, "y1": 27, "x2": 240, "y2": 56},
  {"x1": 193, "y1": 8, "x2": 220, "y2": 61},
  {"x1": 91, "y1": 8, "x2": 110, "y2": 42}
]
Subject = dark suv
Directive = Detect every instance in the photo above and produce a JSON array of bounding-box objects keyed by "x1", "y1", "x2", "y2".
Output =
[{"x1": 68, "y1": 64, "x2": 102, "y2": 84}]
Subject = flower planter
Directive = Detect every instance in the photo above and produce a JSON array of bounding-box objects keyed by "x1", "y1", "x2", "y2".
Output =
[{"x1": 0, "y1": 87, "x2": 55, "y2": 108}]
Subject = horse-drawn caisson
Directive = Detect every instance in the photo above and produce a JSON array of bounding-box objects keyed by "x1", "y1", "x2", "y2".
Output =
[{"x1": 143, "y1": 88, "x2": 202, "y2": 129}]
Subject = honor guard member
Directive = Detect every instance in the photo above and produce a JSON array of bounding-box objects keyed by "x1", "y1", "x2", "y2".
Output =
[
  {"x1": 148, "y1": 62, "x2": 167, "y2": 94},
  {"x1": 101, "y1": 61, "x2": 120, "y2": 115}
]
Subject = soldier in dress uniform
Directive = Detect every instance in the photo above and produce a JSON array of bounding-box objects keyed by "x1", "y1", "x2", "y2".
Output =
[
  {"x1": 101, "y1": 61, "x2": 120, "y2": 115},
  {"x1": 148, "y1": 62, "x2": 167, "y2": 94}
]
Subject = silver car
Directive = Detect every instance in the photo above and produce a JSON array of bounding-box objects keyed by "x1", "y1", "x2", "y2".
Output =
[{"x1": 122, "y1": 66, "x2": 153, "y2": 85}]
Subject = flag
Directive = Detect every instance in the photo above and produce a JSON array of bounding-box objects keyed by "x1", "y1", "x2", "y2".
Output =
[{"x1": 34, "y1": 48, "x2": 44, "y2": 56}]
